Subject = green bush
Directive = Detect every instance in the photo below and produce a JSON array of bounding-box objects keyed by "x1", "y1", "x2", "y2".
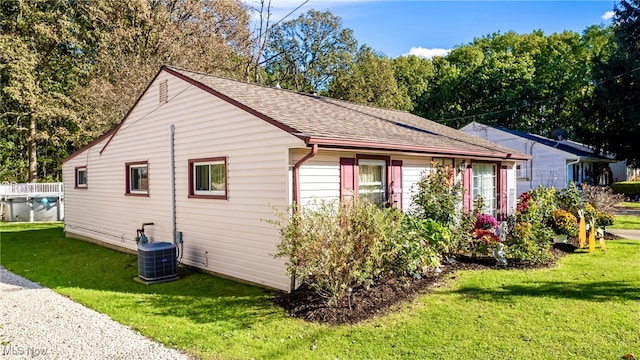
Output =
[
  {"x1": 404, "y1": 217, "x2": 454, "y2": 256},
  {"x1": 557, "y1": 181, "x2": 581, "y2": 216},
  {"x1": 529, "y1": 186, "x2": 558, "y2": 224},
  {"x1": 272, "y1": 199, "x2": 451, "y2": 305},
  {"x1": 506, "y1": 219, "x2": 553, "y2": 263},
  {"x1": 611, "y1": 181, "x2": 640, "y2": 197},
  {"x1": 393, "y1": 217, "x2": 442, "y2": 278},
  {"x1": 449, "y1": 211, "x2": 477, "y2": 256},
  {"x1": 272, "y1": 199, "x2": 405, "y2": 305}
]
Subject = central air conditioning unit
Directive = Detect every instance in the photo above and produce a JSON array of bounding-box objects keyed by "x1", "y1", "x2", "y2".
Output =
[{"x1": 137, "y1": 241, "x2": 179, "y2": 283}]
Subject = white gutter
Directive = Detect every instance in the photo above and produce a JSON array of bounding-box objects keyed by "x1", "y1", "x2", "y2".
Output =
[
  {"x1": 169, "y1": 124, "x2": 176, "y2": 244},
  {"x1": 567, "y1": 157, "x2": 581, "y2": 184}
]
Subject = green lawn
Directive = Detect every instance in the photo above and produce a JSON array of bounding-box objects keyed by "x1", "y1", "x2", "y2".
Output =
[
  {"x1": 620, "y1": 201, "x2": 640, "y2": 209},
  {"x1": 1, "y1": 223, "x2": 639, "y2": 359},
  {"x1": 610, "y1": 215, "x2": 640, "y2": 229}
]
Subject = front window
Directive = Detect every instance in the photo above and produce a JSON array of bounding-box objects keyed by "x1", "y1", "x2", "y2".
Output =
[
  {"x1": 189, "y1": 157, "x2": 227, "y2": 199},
  {"x1": 75, "y1": 167, "x2": 87, "y2": 188},
  {"x1": 126, "y1": 162, "x2": 148, "y2": 195},
  {"x1": 358, "y1": 159, "x2": 386, "y2": 204},
  {"x1": 473, "y1": 163, "x2": 497, "y2": 216}
]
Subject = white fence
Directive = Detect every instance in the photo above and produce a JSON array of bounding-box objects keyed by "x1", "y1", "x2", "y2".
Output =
[
  {"x1": 0, "y1": 182, "x2": 64, "y2": 197},
  {"x1": 0, "y1": 183, "x2": 64, "y2": 222}
]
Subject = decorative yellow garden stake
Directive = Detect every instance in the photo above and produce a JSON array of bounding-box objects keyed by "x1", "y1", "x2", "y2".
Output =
[
  {"x1": 588, "y1": 224, "x2": 596, "y2": 253},
  {"x1": 578, "y1": 209, "x2": 586, "y2": 248}
]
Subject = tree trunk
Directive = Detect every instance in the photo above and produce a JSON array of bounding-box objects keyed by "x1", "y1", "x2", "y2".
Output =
[{"x1": 28, "y1": 114, "x2": 37, "y2": 182}]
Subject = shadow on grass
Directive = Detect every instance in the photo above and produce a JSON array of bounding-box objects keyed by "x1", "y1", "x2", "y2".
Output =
[
  {"x1": 0, "y1": 226, "x2": 283, "y2": 330},
  {"x1": 449, "y1": 280, "x2": 640, "y2": 302}
]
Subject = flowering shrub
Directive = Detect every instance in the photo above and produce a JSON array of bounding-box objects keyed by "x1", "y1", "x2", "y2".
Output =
[
  {"x1": 548, "y1": 209, "x2": 578, "y2": 237},
  {"x1": 470, "y1": 228, "x2": 500, "y2": 256},
  {"x1": 475, "y1": 213, "x2": 498, "y2": 230},
  {"x1": 596, "y1": 211, "x2": 614, "y2": 228},
  {"x1": 410, "y1": 163, "x2": 463, "y2": 227},
  {"x1": 581, "y1": 203, "x2": 597, "y2": 225},
  {"x1": 516, "y1": 192, "x2": 531, "y2": 213}
]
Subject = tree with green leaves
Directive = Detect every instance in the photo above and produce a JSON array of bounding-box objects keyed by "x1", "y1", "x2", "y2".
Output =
[
  {"x1": 1, "y1": 0, "x2": 253, "y2": 182},
  {"x1": 1, "y1": 0, "x2": 94, "y2": 182},
  {"x1": 74, "y1": 0, "x2": 253, "y2": 134},
  {"x1": 326, "y1": 45, "x2": 410, "y2": 110},
  {"x1": 263, "y1": 9, "x2": 358, "y2": 93},
  {"x1": 582, "y1": 0, "x2": 640, "y2": 166},
  {"x1": 391, "y1": 55, "x2": 435, "y2": 112},
  {"x1": 416, "y1": 29, "x2": 610, "y2": 140}
]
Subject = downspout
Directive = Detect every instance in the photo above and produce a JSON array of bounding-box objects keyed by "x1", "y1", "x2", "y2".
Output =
[
  {"x1": 289, "y1": 143, "x2": 317, "y2": 293},
  {"x1": 169, "y1": 124, "x2": 176, "y2": 244},
  {"x1": 292, "y1": 144, "x2": 318, "y2": 206},
  {"x1": 529, "y1": 141, "x2": 536, "y2": 191}
]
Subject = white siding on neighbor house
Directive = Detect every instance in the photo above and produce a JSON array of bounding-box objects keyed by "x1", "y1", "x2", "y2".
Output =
[
  {"x1": 460, "y1": 123, "x2": 571, "y2": 195},
  {"x1": 63, "y1": 71, "x2": 304, "y2": 291}
]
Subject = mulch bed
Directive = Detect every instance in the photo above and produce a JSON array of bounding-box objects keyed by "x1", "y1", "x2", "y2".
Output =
[{"x1": 273, "y1": 241, "x2": 584, "y2": 325}]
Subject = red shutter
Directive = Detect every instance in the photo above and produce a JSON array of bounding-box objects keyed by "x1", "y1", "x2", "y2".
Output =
[
  {"x1": 463, "y1": 165, "x2": 472, "y2": 212},
  {"x1": 390, "y1": 160, "x2": 403, "y2": 209},
  {"x1": 340, "y1": 158, "x2": 356, "y2": 203},
  {"x1": 499, "y1": 165, "x2": 508, "y2": 220}
]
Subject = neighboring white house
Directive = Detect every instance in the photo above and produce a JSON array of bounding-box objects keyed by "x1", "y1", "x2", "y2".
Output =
[
  {"x1": 460, "y1": 121, "x2": 622, "y2": 196},
  {"x1": 62, "y1": 66, "x2": 529, "y2": 292}
]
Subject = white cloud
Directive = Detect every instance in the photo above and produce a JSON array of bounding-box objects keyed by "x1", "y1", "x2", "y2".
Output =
[
  {"x1": 602, "y1": 11, "x2": 615, "y2": 20},
  {"x1": 406, "y1": 47, "x2": 451, "y2": 59}
]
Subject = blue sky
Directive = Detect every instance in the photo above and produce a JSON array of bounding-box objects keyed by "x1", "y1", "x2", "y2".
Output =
[{"x1": 254, "y1": 1, "x2": 617, "y2": 58}]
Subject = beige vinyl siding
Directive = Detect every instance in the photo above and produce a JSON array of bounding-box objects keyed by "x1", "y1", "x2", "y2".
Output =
[
  {"x1": 63, "y1": 71, "x2": 303, "y2": 291},
  {"x1": 292, "y1": 149, "x2": 341, "y2": 205},
  {"x1": 294, "y1": 150, "x2": 442, "y2": 212}
]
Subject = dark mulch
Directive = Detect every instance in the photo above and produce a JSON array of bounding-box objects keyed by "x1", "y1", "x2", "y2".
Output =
[{"x1": 273, "y1": 243, "x2": 580, "y2": 325}]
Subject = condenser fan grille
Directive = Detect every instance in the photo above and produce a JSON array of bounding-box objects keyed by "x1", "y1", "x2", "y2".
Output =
[{"x1": 137, "y1": 242, "x2": 177, "y2": 281}]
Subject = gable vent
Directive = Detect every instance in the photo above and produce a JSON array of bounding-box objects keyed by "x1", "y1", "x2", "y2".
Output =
[{"x1": 159, "y1": 80, "x2": 168, "y2": 104}]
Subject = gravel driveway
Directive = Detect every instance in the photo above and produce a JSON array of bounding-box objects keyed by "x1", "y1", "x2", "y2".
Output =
[{"x1": 0, "y1": 267, "x2": 192, "y2": 360}]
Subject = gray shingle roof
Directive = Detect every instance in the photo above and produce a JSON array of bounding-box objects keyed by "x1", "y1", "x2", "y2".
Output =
[{"x1": 166, "y1": 66, "x2": 529, "y2": 160}]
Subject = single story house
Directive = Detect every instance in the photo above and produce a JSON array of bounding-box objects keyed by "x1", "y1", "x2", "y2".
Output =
[
  {"x1": 460, "y1": 121, "x2": 623, "y2": 196},
  {"x1": 62, "y1": 66, "x2": 529, "y2": 292}
]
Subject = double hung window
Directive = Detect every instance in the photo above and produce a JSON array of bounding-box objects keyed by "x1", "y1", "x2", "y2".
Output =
[{"x1": 358, "y1": 159, "x2": 386, "y2": 204}]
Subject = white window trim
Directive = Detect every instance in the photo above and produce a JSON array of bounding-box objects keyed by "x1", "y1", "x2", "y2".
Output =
[
  {"x1": 472, "y1": 163, "x2": 497, "y2": 216},
  {"x1": 76, "y1": 167, "x2": 87, "y2": 188},
  {"x1": 193, "y1": 160, "x2": 226, "y2": 196},
  {"x1": 358, "y1": 159, "x2": 387, "y2": 202},
  {"x1": 129, "y1": 164, "x2": 148, "y2": 194}
]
